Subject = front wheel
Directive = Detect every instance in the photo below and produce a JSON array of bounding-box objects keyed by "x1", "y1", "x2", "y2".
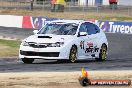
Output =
[
  {"x1": 95, "y1": 44, "x2": 107, "y2": 61},
  {"x1": 22, "y1": 58, "x2": 34, "y2": 64},
  {"x1": 69, "y1": 46, "x2": 77, "y2": 63}
]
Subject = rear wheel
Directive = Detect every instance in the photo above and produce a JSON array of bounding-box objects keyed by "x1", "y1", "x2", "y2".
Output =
[
  {"x1": 69, "y1": 46, "x2": 77, "y2": 63},
  {"x1": 22, "y1": 58, "x2": 34, "y2": 64},
  {"x1": 95, "y1": 44, "x2": 107, "y2": 61}
]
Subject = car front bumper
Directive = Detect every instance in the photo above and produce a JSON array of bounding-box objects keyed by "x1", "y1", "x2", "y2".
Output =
[{"x1": 19, "y1": 45, "x2": 70, "y2": 60}]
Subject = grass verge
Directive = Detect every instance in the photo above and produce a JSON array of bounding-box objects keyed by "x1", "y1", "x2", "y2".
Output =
[{"x1": 0, "y1": 39, "x2": 20, "y2": 58}]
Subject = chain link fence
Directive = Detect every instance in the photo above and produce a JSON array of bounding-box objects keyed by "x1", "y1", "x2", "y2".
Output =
[{"x1": 0, "y1": 0, "x2": 132, "y2": 16}]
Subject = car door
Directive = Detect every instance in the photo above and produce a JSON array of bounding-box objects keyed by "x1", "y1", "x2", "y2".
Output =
[
  {"x1": 77, "y1": 22, "x2": 94, "y2": 59},
  {"x1": 85, "y1": 22, "x2": 100, "y2": 57}
]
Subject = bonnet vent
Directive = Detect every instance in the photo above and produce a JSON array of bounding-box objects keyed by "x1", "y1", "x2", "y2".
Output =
[{"x1": 38, "y1": 36, "x2": 52, "y2": 38}]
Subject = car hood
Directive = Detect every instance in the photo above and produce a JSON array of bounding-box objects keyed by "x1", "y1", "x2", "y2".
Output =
[{"x1": 24, "y1": 34, "x2": 74, "y2": 43}]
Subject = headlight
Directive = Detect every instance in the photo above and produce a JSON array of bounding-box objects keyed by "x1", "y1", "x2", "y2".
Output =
[
  {"x1": 21, "y1": 41, "x2": 29, "y2": 46},
  {"x1": 48, "y1": 42, "x2": 64, "y2": 47},
  {"x1": 55, "y1": 42, "x2": 64, "y2": 47}
]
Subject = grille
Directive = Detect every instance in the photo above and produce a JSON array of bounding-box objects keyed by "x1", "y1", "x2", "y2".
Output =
[
  {"x1": 20, "y1": 51, "x2": 59, "y2": 57},
  {"x1": 28, "y1": 42, "x2": 48, "y2": 48}
]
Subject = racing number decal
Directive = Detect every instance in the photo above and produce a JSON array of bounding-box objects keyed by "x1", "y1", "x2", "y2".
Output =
[{"x1": 80, "y1": 41, "x2": 85, "y2": 50}]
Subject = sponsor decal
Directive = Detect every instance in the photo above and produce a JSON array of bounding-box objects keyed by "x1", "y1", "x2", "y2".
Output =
[
  {"x1": 85, "y1": 43, "x2": 99, "y2": 53},
  {"x1": 79, "y1": 67, "x2": 131, "y2": 86},
  {"x1": 85, "y1": 45, "x2": 99, "y2": 53},
  {"x1": 32, "y1": 17, "x2": 47, "y2": 29},
  {"x1": 22, "y1": 16, "x2": 61, "y2": 29},
  {"x1": 31, "y1": 17, "x2": 60, "y2": 29},
  {"x1": 99, "y1": 21, "x2": 132, "y2": 34},
  {"x1": 80, "y1": 41, "x2": 99, "y2": 53}
]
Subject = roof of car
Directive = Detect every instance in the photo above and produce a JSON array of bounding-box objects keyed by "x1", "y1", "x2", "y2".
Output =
[{"x1": 50, "y1": 20, "x2": 93, "y2": 24}]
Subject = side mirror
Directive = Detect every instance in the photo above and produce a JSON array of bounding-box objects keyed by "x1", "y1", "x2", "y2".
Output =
[
  {"x1": 33, "y1": 30, "x2": 38, "y2": 34},
  {"x1": 78, "y1": 32, "x2": 87, "y2": 37}
]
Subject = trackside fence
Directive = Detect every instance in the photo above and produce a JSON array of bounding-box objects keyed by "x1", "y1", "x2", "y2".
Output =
[{"x1": 0, "y1": 0, "x2": 132, "y2": 16}]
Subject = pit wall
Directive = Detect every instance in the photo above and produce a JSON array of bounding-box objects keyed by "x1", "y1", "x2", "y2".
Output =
[{"x1": 0, "y1": 15, "x2": 132, "y2": 34}]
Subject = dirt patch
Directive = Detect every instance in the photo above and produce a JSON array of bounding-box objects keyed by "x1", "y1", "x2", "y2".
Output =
[
  {"x1": 0, "y1": 71, "x2": 131, "y2": 88},
  {"x1": 0, "y1": 45, "x2": 9, "y2": 50}
]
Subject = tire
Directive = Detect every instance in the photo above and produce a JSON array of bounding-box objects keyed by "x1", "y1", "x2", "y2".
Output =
[
  {"x1": 22, "y1": 58, "x2": 34, "y2": 64},
  {"x1": 79, "y1": 77, "x2": 90, "y2": 86},
  {"x1": 69, "y1": 46, "x2": 77, "y2": 63},
  {"x1": 95, "y1": 44, "x2": 107, "y2": 61}
]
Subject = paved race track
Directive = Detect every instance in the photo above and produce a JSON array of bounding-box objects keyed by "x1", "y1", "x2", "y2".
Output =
[{"x1": 0, "y1": 26, "x2": 132, "y2": 72}]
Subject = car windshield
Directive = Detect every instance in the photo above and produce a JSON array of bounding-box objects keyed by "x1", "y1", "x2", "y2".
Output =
[{"x1": 38, "y1": 23, "x2": 78, "y2": 35}]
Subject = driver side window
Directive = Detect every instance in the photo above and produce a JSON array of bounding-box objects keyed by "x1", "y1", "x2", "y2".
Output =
[{"x1": 79, "y1": 23, "x2": 87, "y2": 32}]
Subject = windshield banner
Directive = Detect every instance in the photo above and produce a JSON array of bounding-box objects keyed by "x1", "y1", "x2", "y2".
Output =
[{"x1": 98, "y1": 21, "x2": 132, "y2": 34}]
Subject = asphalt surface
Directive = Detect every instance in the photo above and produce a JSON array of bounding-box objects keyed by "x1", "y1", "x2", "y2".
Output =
[
  {"x1": 0, "y1": 26, "x2": 132, "y2": 72},
  {"x1": 0, "y1": 26, "x2": 34, "y2": 39}
]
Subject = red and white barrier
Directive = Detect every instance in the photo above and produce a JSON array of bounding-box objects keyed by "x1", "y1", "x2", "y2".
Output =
[
  {"x1": 0, "y1": 15, "x2": 132, "y2": 34},
  {"x1": 0, "y1": 15, "x2": 97, "y2": 29},
  {"x1": 22, "y1": 16, "x2": 33, "y2": 28},
  {"x1": 0, "y1": 15, "x2": 23, "y2": 28}
]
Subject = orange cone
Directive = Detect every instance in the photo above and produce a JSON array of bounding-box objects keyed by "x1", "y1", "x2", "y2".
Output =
[
  {"x1": 81, "y1": 67, "x2": 88, "y2": 77},
  {"x1": 85, "y1": 71, "x2": 88, "y2": 77}
]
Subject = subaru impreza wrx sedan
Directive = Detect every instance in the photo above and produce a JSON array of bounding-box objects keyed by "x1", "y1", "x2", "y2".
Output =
[{"x1": 19, "y1": 20, "x2": 108, "y2": 63}]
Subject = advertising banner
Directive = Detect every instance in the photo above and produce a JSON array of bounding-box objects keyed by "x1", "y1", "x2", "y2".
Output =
[
  {"x1": 31, "y1": 17, "x2": 59, "y2": 29},
  {"x1": 22, "y1": 16, "x2": 60, "y2": 29},
  {"x1": 98, "y1": 21, "x2": 132, "y2": 34}
]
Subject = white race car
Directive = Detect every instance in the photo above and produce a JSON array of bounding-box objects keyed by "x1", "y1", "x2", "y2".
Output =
[{"x1": 19, "y1": 20, "x2": 108, "y2": 63}]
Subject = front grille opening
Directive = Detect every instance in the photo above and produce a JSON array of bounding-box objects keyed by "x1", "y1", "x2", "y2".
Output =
[{"x1": 20, "y1": 51, "x2": 59, "y2": 57}]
